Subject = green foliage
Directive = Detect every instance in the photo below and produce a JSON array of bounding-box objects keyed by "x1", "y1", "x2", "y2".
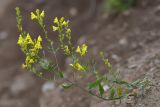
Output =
[
  {"x1": 76, "y1": 44, "x2": 88, "y2": 56},
  {"x1": 99, "y1": 83, "x2": 105, "y2": 97},
  {"x1": 109, "y1": 87, "x2": 115, "y2": 99},
  {"x1": 88, "y1": 77, "x2": 104, "y2": 90},
  {"x1": 15, "y1": 7, "x2": 22, "y2": 32},
  {"x1": 16, "y1": 7, "x2": 152, "y2": 101},
  {"x1": 104, "y1": 0, "x2": 135, "y2": 12},
  {"x1": 61, "y1": 83, "x2": 73, "y2": 89}
]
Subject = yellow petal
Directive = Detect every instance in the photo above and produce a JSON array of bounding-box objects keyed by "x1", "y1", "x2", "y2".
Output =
[
  {"x1": 54, "y1": 17, "x2": 58, "y2": 24},
  {"x1": 81, "y1": 44, "x2": 87, "y2": 56},
  {"x1": 76, "y1": 46, "x2": 81, "y2": 53},
  {"x1": 40, "y1": 11, "x2": 45, "y2": 18},
  {"x1": 38, "y1": 36, "x2": 42, "y2": 42},
  {"x1": 52, "y1": 26, "x2": 58, "y2": 31},
  {"x1": 31, "y1": 12, "x2": 37, "y2": 20}
]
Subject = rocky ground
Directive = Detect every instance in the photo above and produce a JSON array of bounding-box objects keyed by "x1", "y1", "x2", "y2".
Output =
[{"x1": 0, "y1": 0, "x2": 160, "y2": 107}]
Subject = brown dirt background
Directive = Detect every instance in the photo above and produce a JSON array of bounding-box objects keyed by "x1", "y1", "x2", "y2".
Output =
[{"x1": 0, "y1": 0, "x2": 160, "y2": 107}]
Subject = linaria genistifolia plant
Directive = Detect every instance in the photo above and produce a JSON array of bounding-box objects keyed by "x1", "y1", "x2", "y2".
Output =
[{"x1": 16, "y1": 7, "x2": 151, "y2": 101}]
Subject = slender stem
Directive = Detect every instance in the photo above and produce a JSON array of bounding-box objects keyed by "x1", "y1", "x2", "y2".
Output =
[
  {"x1": 42, "y1": 25, "x2": 48, "y2": 40},
  {"x1": 53, "y1": 52, "x2": 61, "y2": 72}
]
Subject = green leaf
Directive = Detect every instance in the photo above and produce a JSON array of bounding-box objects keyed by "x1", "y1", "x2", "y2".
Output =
[
  {"x1": 88, "y1": 81, "x2": 99, "y2": 90},
  {"x1": 39, "y1": 58, "x2": 57, "y2": 71},
  {"x1": 117, "y1": 86, "x2": 122, "y2": 97},
  {"x1": 99, "y1": 83, "x2": 104, "y2": 97},
  {"x1": 131, "y1": 79, "x2": 141, "y2": 86},
  {"x1": 109, "y1": 87, "x2": 115, "y2": 99},
  {"x1": 58, "y1": 71, "x2": 64, "y2": 78},
  {"x1": 113, "y1": 79, "x2": 128, "y2": 85},
  {"x1": 88, "y1": 78, "x2": 103, "y2": 90},
  {"x1": 61, "y1": 83, "x2": 73, "y2": 89}
]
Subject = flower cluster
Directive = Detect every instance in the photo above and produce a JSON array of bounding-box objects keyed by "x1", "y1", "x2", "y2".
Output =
[
  {"x1": 31, "y1": 9, "x2": 45, "y2": 27},
  {"x1": 52, "y1": 17, "x2": 88, "y2": 72},
  {"x1": 31, "y1": 9, "x2": 44, "y2": 20},
  {"x1": 17, "y1": 33, "x2": 42, "y2": 69},
  {"x1": 52, "y1": 17, "x2": 72, "y2": 55},
  {"x1": 76, "y1": 44, "x2": 87, "y2": 56},
  {"x1": 70, "y1": 60, "x2": 85, "y2": 71}
]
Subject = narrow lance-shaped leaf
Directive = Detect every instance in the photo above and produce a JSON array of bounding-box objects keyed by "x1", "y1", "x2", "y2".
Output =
[
  {"x1": 61, "y1": 83, "x2": 73, "y2": 89},
  {"x1": 88, "y1": 81, "x2": 99, "y2": 90},
  {"x1": 113, "y1": 79, "x2": 128, "y2": 85},
  {"x1": 88, "y1": 77, "x2": 103, "y2": 90},
  {"x1": 109, "y1": 87, "x2": 115, "y2": 99},
  {"x1": 99, "y1": 83, "x2": 104, "y2": 97},
  {"x1": 58, "y1": 71, "x2": 64, "y2": 78},
  {"x1": 117, "y1": 86, "x2": 122, "y2": 97}
]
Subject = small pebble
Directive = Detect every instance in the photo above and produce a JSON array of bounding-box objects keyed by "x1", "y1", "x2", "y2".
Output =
[
  {"x1": 69, "y1": 7, "x2": 78, "y2": 17},
  {"x1": 0, "y1": 31, "x2": 8, "y2": 40},
  {"x1": 42, "y1": 82, "x2": 55, "y2": 94},
  {"x1": 111, "y1": 54, "x2": 121, "y2": 62},
  {"x1": 103, "y1": 85, "x2": 109, "y2": 92},
  {"x1": 77, "y1": 36, "x2": 86, "y2": 45},
  {"x1": 119, "y1": 38, "x2": 128, "y2": 46}
]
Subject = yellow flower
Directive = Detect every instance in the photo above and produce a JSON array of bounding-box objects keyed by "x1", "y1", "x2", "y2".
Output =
[
  {"x1": 54, "y1": 17, "x2": 58, "y2": 24},
  {"x1": 62, "y1": 20, "x2": 68, "y2": 26},
  {"x1": 76, "y1": 46, "x2": 81, "y2": 53},
  {"x1": 76, "y1": 44, "x2": 87, "y2": 56},
  {"x1": 26, "y1": 33, "x2": 34, "y2": 45},
  {"x1": 22, "y1": 64, "x2": 27, "y2": 68},
  {"x1": 60, "y1": 17, "x2": 64, "y2": 23},
  {"x1": 81, "y1": 44, "x2": 87, "y2": 55},
  {"x1": 52, "y1": 26, "x2": 58, "y2": 31},
  {"x1": 31, "y1": 12, "x2": 37, "y2": 20},
  {"x1": 64, "y1": 45, "x2": 70, "y2": 55},
  {"x1": 31, "y1": 9, "x2": 44, "y2": 20},
  {"x1": 17, "y1": 35, "x2": 24, "y2": 45},
  {"x1": 17, "y1": 34, "x2": 43, "y2": 69},
  {"x1": 35, "y1": 36, "x2": 42, "y2": 49},
  {"x1": 66, "y1": 29, "x2": 71, "y2": 34},
  {"x1": 37, "y1": 36, "x2": 42, "y2": 42},
  {"x1": 104, "y1": 59, "x2": 112, "y2": 69},
  {"x1": 29, "y1": 59, "x2": 34, "y2": 64},
  {"x1": 40, "y1": 11, "x2": 45, "y2": 18},
  {"x1": 70, "y1": 61, "x2": 85, "y2": 71}
]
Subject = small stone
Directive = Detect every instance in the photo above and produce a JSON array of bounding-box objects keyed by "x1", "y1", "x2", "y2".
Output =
[
  {"x1": 91, "y1": 101, "x2": 113, "y2": 107},
  {"x1": 65, "y1": 57, "x2": 72, "y2": 67},
  {"x1": 10, "y1": 73, "x2": 35, "y2": 96},
  {"x1": 111, "y1": 54, "x2": 121, "y2": 62},
  {"x1": 0, "y1": 31, "x2": 8, "y2": 40},
  {"x1": 154, "y1": 5, "x2": 160, "y2": 13},
  {"x1": 119, "y1": 38, "x2": 128, "y2": 46},
  {"x1": 123, "y1": 10, "x2": 131, "y2": 16},
  {"x1": 131, "y1": 42, "x2": 138, "y2": 49},
  {"x1": 42, "y1": 82, "x2": 55, "y2": 94},
  {"x1": 40, "y1": 89, "x2": 64, "y2": 107},
  {"x1": 77, "y1": 36, "x2": 86, "y2": 45},
  {"x1": 89, "y1": 39, "x2": 96, "y2": 45},
  {"x1": 102, "y1": 13, "x2": 109, "y2": 20},
  {"x1": 103, "y1": 84, "x2": 109, "y2": 92},
  {"x1": 128, "y1": 64, "x2": 137, "y2": 69},
  {"x1": 91, "y1": 47, "x2": 98, "y2": 56},
  {"x1": 69, "y1": 7, "x2": 78, "y2": 17}
]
